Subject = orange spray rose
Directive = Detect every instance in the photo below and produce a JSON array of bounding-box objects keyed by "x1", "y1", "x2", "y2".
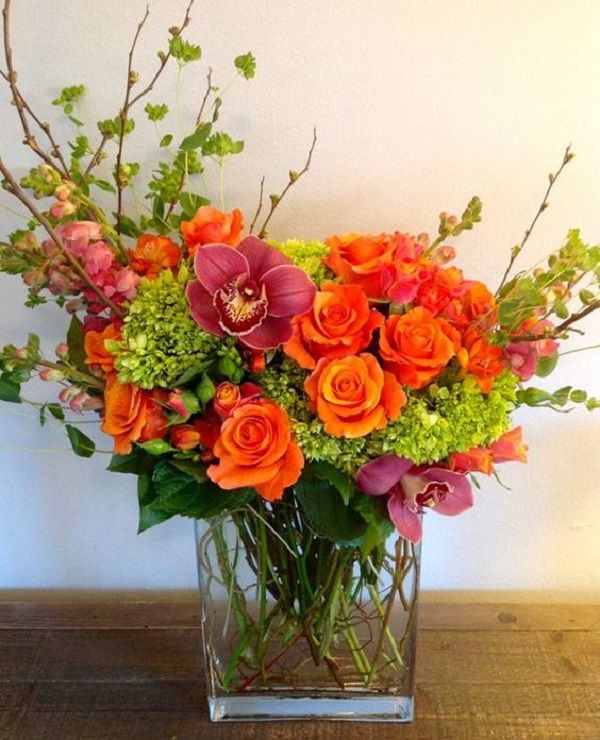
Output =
[
  {"x1": 304, "y1": 353, "x2": 406, "y2": 438},
  {"x1": 84, "y1": 322, "x2": 121, "y2": 373},
  {"x1": 324, "y1": 232, "x2": 398, "y2": 297},
  {"x1": 208, "y1": 400, "x2": 303, "y2": 501},
  {"x1": 458, "y1": 328, "x2": 504, "y2": 393},
  {"x1": 284, "y1": 282, "x2": 383, "y2": 369},
  {"x1": 181, "y1": 205, "x2": 244, "y2": 256},
  {"x1": 101, "y1": 374, "x2": 168, "y2": 455},
  {"x1": 129, "y1": 234, "x2": 182, "y2": 278}
]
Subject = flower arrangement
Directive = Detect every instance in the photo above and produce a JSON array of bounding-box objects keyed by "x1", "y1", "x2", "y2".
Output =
[{"x1": 0, "y1": 0, "x2": 599, "y2": 719}]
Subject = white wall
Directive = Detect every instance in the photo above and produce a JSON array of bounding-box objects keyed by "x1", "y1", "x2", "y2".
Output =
[{"x1": 0, "y1": 0, "x2": 599, "y2": 599}]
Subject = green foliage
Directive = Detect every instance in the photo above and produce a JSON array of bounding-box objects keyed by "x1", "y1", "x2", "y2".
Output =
[
  {"x1": 20, "y1": 164, "x2": 61, "y2": 197},
  {"x1": 295, "y1": 477, "x2": 367, "y2": 545},
  {"x1": 234, "y1": 52, "x2": 256, "y2": 80},
  {"x1": 0, "y1": 374, "x2": 21, "y2": 403},
  {"x1": 98, "y1": 116, "x2": 135, "y2": 138},
  {"x1": 147, "y1": 149, "x2": 203, "y2": 210},
  {"x1": 169, "y1": 37, "x2": 201, "y2": 65},
  {"x1": 434, "y1": 196, "x2": 482, "y2": 246},
  {"x1": 66, "y1": 316, "x2": 87, "y2": 374},
  {"x1": 180, "y1": 123, "x2": 212, "y2": 151},
  {"x1": 179, "y1": 191, "x2": 210, "y2": 220},
  {"x1": 112, "y1": 267, "x2": 221, "y2": 389},
  {"x1": 144, "y1": 102, "x2": 169, "y2": 122},
  {"x1": 305, "y1": 461, "x2": 355, "y2": 505},
  {"x1": 202, "y1": 132, "x2": 244, "y2": 158},
  {"x1": 159, "y1": 134, "x2": 173, "y2": 148},
  {"x1": 52, "y1": 84, "x2": 85, "y2": 124},
  {"x1": 517, "y1": 384, "x2": 596, "y2": 411},
  {"x1": 65, "y1": 424, "x2": 96, "y2": 457}
]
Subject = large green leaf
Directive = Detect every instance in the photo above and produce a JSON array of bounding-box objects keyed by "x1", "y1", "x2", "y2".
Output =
[
  {"x1": 0, "y1": 374, "x2": 21, "y2": 403},
  {"x1": 66, "y1": 315, "x2": 87, "y2": 374},
  {"x1": 294, "y1": 477, "x2": 367, "y2": 545},
  {"x1": 65, "y1": 424, "x2": 95, "y2": 457},
  {"x1": 150, "y1": 461, "x2": 254, "y2": 519},
  {"x1": 351, "y1": 494, "x2": 395, "y2": 557},
  {"x1": 306, "y1": 461, "x2": 355, "y2": 505},
  {"x1": 137, "y1": 471, "x2": 173, "y2": 533}
]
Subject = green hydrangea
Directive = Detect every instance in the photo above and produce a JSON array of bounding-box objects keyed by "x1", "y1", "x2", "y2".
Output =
[
  {"x1": 111, "y1": 267, "x2": 220, "y2": 389},
  {"x1": 269, "y1": 239, "x2": 333, "y2": 285},
  {"x1": 261, "y1": 360, "x2": 518, "y2": 474}
]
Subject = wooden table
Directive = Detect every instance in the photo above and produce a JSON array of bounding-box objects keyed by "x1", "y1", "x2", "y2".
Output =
[{"x1": 0, "y1": 601, "x2": 598, "y2": 739}]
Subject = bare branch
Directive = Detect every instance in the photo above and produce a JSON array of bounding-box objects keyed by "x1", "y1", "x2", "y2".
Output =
[
  {"x1": 0, "y1": 155, "x2": 125, "y2": 318},
  {"x1": 496, "y1": 145, "x2": 574, "y2": 295},
  {"x1": 249, "y1": 176, "x2": 265, "y2": 234},
  {"x1": 196, "y1": 67, "x2": 213, "y2": 126},
  {"x1": 258, "y1": 128, "x2": 317, "y2": 239},
  {"x1": 510, "y1": 299, "x2": 600, "y2": 342},
  {"x1": 1, "y1": 0, "x2": 70, "y2": 176}
]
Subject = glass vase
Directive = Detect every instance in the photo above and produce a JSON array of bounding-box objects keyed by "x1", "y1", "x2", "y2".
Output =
[{"x1": 195, "y1": 500, "x2": 420, "y2": 722}]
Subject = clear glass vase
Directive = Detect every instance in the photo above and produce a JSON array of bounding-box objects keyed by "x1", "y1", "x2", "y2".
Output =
[{"x1": 195, "y1": 500, "x2": 420, "y2": 722}]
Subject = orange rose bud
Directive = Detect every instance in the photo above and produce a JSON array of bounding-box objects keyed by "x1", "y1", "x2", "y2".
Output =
[
  {"x1": 458, "y1": 328, "x2": 504, "y2": 393},
  {"x1": 129, "y1": 234, "x2": 182, "y2": 278},
  {"x1": 171, "y1": 424, "x2": 202, "y2": 451},
  {"x1": 284, "y1": 282, "x2": 384, "y2": 370},
  {"x1": 324, "y1": 232, "x2": 399, "y2": 297},
  {"x1": 304, "y1": 353, "x2": 406, "y2": 438},
  {"x1": 84, "y1": 322, "x2": 121, "y2": 373},
  {"x1": 181, "y1": 205, "x2": 244, "y2": 256},
  {"x1": 101, "y1": 374, "x2": 168, "y2": 455},
  {"x1": 208, "y1": 400, "x2": 303, "y2": 502},
  {"x1": 449, "y1": 447, "x2": 494, "y2": 475},
  {"x1": 213, "y1": 382, "x2": 241, "y2": 418},
  {"x1": 379, "y1": 306, "x2": 460, "y2": 389},
  {"x1": 490, "y1": 427, "x2": 528, "y2": 464}
]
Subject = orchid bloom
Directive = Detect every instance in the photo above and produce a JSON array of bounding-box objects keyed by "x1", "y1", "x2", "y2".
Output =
[
  {"x1": 356, "y1": 454, "x2": 473, "y2": 543},
  {"x1": 186, "y1": 236, "x2": 316, "y2": 349}
]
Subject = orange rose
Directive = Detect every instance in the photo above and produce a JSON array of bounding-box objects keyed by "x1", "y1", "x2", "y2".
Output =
[
  {"x1": 101, "y1": 374, "x2": 168, "y2": 455},
  {"x1": 171, "y1": 424, "x2": 202, "y2": 451},
  {"x1": 181, "y1": 205, "x2": 244, "y2": 256},
  {"x1": 129, "y1": 234, "x2": 182, "y2": 278},
  {"x1": 458, "y1": 328, "x2": 504, "y2": 393},
  {"x1": 284, "y1": 282, "x2": 384, "y2": 369},
  {"x1": 379, "y1": 306, "x2": 460, "y2": 389},
  {"x1": 304, "y1": 353, "x2": 406, "y2": 438},
  {"x1": 84, "y1": 322, "x2": 121, "y2": 373},
  {"x1": 449, "y1": 281, "x2": 497, "y2": 330},
  {"x1": 415, "y1": 266, "x2": 464, "y2": 316},
  {"x1": 208, "y1": 400, "x2": 303, "y2": 501},
  {"x1": 324, "y1": 232, "x2": 398, "y2": 297}
]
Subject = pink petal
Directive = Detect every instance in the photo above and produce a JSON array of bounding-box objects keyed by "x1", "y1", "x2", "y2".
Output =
[
  {"x1": 237, "y1": 236, "x2": 290, "y2": 278},
  {"x1": 194, "y1": 244, "x2": 248, "y2": 293},
  {"x1": 241, "y1": 316, "x2": 294, "y2": 349},
  {"x1": 387, "y1": 494, "x2": 423, "y2": 543},
  {"x1": 356, "y1": 455, "x2": 414, "y2": 495},
  {"x1": 186, "y1": 280, "x2": 225, "y2": 336},
  {"x1": 262, "y1": 264, "x2": 316, "y2": 317},
  {"x1": 422, "y1": 468, "x2": 473, "y2": 516}
]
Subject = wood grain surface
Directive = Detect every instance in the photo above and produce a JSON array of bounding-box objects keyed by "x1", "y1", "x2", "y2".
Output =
[{"x1": 0, "y1": 601, "x2": 598, "y2": 739}]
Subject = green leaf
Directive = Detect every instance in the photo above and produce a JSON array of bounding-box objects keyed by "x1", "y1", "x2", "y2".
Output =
[
  {"x1": 516, "y1": 387, "x2": 552, "y2": 406},
  {"x1": 179, "y1": 191, "x2": 210, "y2": 220},
  {"x1": 535, "y1": 354, "x2": 558, "y2": 377},
  {"x1": 66, "y1": 315, "x2": 87, "y2": 374},
  {"x1": 144, "y1": 102, "x2": 169, "y2": 122},
  {"x1": 90, "y1": 178, "x2": 116, "y2": 193},
  {"x1": 151, "y1": 461, "x2": 254, "y2": 519},
  {"x1": 234, "y1": 52, "x2": 256, "y2": 80},
  {"x1": 202, "y1": 132, "x2": 244, "y2": 158},
  {"x1": 295, "y1": 478, "x2": 367, "y2": 545},
  {"x1": 108, "y1": 448, "x2": 153, "y2": 474},
  {"x1": 0, "y1": 374, "x2": 21, "y2": 403},
  {"x1": 137, "y1": 471, "x2": 173, "y2": 533},
  {"x1": 159, "y1": 134, "x2": 173, "y2": 148},
  {"x1": 172, "y1": 362, "x2": 209, "y2": 386},
  {"x1": 47, "y1": 403, "x2": 64, "y2": 421},
  {"x1": 180, "y1": 123, "x2": 212, "y2": 151},
  {"x1": 169, "y1": 37, "x2": 202, "y2": 65},
  {"x1": 570, "y1": 389, "x2": 588, "y2": 403},
  {"x1": 138, "y1": 438, "x2": 175, "y2": 456},
  {"x1": 169, "y1": 459, "x2": 208, "y2": 483},
  {"x1": 65, "y1": 424, "x2": 96, "y2": 457},
  {"x1": 117, "y1": 215, "x2": 141, "y2": 239},
  {"x1": 306, "y1": 461, "x2": 355, "y2": 505}
]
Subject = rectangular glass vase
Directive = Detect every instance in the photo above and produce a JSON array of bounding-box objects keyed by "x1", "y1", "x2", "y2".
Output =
[{"x1": 195, "y1": 506, "x2": 420, "y2": 723}]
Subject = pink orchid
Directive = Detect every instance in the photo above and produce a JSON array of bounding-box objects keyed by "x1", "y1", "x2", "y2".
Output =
[
  {"x1": 356, "y1": 455, "x2": 473, "y2": 543},
  {"x1": 186, "y1": 236, "x2": 316, "y2": 349}
]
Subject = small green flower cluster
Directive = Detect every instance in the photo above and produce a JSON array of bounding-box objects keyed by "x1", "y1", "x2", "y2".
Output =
[
  {"x1": 269, "y1": 239, "x2": 333, "y2": 285},
  {"x1": 111, "y1": 267, "x2": 220, "y2": 388},
  {"x1": 262, "y1": 360, "x2": 518, "y2": 474}
]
